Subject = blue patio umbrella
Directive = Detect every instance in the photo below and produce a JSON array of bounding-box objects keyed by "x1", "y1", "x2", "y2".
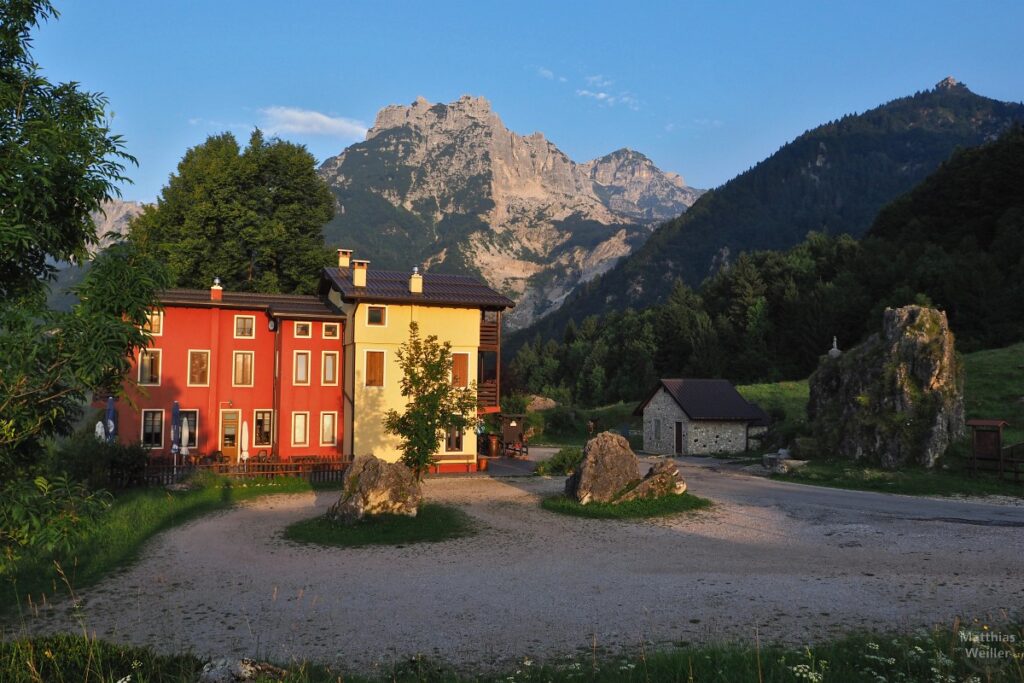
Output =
[
  {"x1": 171, "y1": 400, "x2": 181, "y2": 456},
  {"x1": 105, "y1": 396, "x2": 117, "y2": 443}
]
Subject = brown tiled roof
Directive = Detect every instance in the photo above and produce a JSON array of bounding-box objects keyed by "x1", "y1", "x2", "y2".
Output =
[
  {"x1": 633, "y1": 378, "x2": 768, "y2": 423},
  {"x1": 158, "y1": 289, "x2": 345, "y2": 319},
  {"x1": 322, "y1": 267, "x2": 514, "y2": 310}
]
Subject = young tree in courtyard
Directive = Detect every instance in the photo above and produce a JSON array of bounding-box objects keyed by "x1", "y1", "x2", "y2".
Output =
[{"x1": 384, "y1": 322, "x2": 478, "y2": 480}]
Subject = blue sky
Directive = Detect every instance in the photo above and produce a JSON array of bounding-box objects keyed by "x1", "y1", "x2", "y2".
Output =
[{"x1": 35, "y1": 0, "x2": 1024, "y2": 202}]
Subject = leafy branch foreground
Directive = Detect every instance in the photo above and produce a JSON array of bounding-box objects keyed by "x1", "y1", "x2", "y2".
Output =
[{"x1": 2, "y1": 621, "x2": 1020, "y2": 682}]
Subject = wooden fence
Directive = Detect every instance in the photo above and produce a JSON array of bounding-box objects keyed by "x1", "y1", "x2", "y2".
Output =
[{"x1": 133, "y1": 457, "x2": 349, "y2": 488}]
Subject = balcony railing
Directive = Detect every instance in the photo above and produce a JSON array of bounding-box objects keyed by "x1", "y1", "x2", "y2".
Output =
[
  {"x1": 478, "y1": 379, "x2": 498, "y2": 409},
  {"x1": 480, "y1": 320, "x2": 499, "y2": 348}
]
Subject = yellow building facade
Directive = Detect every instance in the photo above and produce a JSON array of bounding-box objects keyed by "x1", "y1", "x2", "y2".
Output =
[{"x1": 322, "y1": 251, "x2": 511, "y2": 472}]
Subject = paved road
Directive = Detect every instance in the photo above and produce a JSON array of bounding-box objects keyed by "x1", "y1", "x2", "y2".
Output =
[{"x1": 671, "y1": 456, "x2": 1024, "y2": 528}]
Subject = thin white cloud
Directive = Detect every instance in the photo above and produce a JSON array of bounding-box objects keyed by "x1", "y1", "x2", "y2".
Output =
[
  {"x1": 575, "y1": 89, "x2": 640, "y2": 111},
  {"x1": 693, "y1": 118, "x2": 724, "y2": 128},
  {"x1": 537, "y1": 66, "x2": 555, "y2": 80},
  {"x1": 260, "y1": 106, "x2": 368, "y2": 139},
  {"x1": 585, "y1": 74, "x2": 613, "y2": 88}
]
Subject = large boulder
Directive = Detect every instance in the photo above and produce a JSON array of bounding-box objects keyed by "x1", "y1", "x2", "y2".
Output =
[
  {"x1": 327, "y1": 455, "x2": 422, "y2": 524},
  {"x1": 565, "y1": 431, "x2": 640, "y2": 504},
  {"x1": 616, "y1": 460, "x2": 688, "y2": 502},
  {"x1": 808, "y1": 306, "x2": 965, "y2": 469}
]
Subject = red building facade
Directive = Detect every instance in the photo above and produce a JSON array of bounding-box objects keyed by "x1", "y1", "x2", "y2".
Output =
[{"x1": 117, "y1": 283, "x2": 346, "y2": 462}]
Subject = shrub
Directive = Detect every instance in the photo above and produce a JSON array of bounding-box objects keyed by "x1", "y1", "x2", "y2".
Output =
[
  {"x1": 542, "y1": 405, "x2": 587, "y2": 437},
  {"x1": 49, "y1": 431, "x2": 149, "y2": 489},
  {"x1": 535, "y1": 446, "x2": 583, "y2": 476},
  {"x1": 0, "y1": 475, "x2": 111, "y2": 573}
]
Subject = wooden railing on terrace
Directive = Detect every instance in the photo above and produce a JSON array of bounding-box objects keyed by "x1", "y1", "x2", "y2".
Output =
[{"x1": 135, "y1": 457, "x2": 349, "y2": 488}]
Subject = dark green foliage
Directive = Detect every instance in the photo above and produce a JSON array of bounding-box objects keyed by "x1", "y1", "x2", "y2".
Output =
[
  {"x1": 507, "y1": 126, "x2": 1024, "y2": 404},
  {"x1": 48, "y1": 431, "x2": 148, "y2": 490},
  {"x1": 130, "y1": 130, "x2": 334, "y2": 294},
  {"x1": 522, "y1": 81, "x2": 1024, "y2": 345},
  {"x1": 0, "y1": 1, "x2": 135, "y2": 302},
  {"x1": 541, "y1": 493, "x2": 712, "y2": 519},
  {"x1": 0, "y1": 475, "x2": 111, "y2": 573},
  {"x1": 534, "y1": 446, "x2": 583, "y2": 476},
  {"x1": 283, "y1": 503, "x2": 476, "y2": 548}
]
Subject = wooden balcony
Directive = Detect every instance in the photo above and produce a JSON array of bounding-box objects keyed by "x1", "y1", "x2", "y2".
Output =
[
  {"x1": 478, "y1": 379, "x2": 498, "y2": 411},
  {"x1": 480, "y1": 319, "x2": 499, "y2": 350}
]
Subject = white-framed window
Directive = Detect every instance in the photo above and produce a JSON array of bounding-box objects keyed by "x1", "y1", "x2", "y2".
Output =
[
  {"x1": 364, "y1": 349, "x2": 385, "y2": 387},
  {"x1": 138, "y1": 349, "x2": 161, "y2": 386},
  {"x1": 291, "y1": 412, "x2": 309, "y2": 447},
  {"x1": 141, "y1": 409, "x2": 164, "y2": 449},
  {"x1": 179, "y1": 409, "x2": 198, "y2": 449},
  {"x1": 293, "y1": 350, "x2": 310, "y2": 385},
  {"x1": 445, "y1": 424, "x2": 464, "y2": 452},
  {"x1": 366, "y1": 305, "x2": 386, "y2": 326},
  {"x1": 322, "y1": 322, "x2": 340, "y2": 339},
  {"x1": 452, "y1": 352, "x2": 469, "y2": 388},
  {"x1": 654, "y1": 418, "x2": 662, "y2": 442},
  {"x1": 294, "y1": 321, "x2": 312, "y2": 338},
  {"x1": 234, "y1": 315, "x2": 256, "y2": 339},
  {"x1": 322, "y1": 351, "x2": 339, "y2": 385},
  {"x1": 254, "y1": 409, "x2": 273, "y2": 447},
  {"x1": 187, "y1": 350, "x2": 210, "y2": 387},
  {"x1": 320, "y1": 411, "x2": 337, "y2": 446},
  {"x1": 143, "y1": 310, "x2": 163, "y2": 336},
  {"x1": 232, "y1": 351, "x2": 254, "y2": 387}
]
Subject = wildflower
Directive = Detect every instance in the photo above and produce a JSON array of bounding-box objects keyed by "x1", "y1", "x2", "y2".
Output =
[{"x1": 867, "y1": 641, "x2": 880, "y2": 651}]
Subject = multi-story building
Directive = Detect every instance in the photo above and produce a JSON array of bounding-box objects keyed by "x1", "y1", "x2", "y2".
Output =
[{"x1": 115, "y1": 250, "x2": 512, "y2": 472}]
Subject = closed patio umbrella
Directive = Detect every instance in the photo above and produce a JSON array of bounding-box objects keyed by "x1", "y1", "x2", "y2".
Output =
[
  {"x1": 171, "y1": 401, "x2": 181, "y2": 456},
  {"x1": 180, "y1": 418, "x2": 191, "y2": 460},
  {"x1": 105, "y1": 396, "x2": 117, "y2": 443},
  {"x1": 240, "y1": 420, "x2": 250, "y2": 462}
]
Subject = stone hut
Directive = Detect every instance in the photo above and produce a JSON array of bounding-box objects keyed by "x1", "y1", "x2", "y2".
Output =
[{"x1": 633, "y1": 379, "x2": 769, "y2": 455}]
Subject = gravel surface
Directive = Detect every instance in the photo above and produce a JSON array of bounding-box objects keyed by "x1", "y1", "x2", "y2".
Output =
[{"x1": 9, "y1": 463, "x2": 1024, "y2": 673}]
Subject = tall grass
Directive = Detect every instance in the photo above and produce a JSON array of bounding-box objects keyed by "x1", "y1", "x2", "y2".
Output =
[
  {"x1": 2, "y1": 474, "x2": 336, "y2": 616},
  {"x1": 2, "y1": 620, "x2": 1021, "y2": 682}
]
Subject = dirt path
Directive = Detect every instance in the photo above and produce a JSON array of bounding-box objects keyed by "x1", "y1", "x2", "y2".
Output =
[{"x1": 8, "y1": 471, "x2": 1024, "y2": 674}]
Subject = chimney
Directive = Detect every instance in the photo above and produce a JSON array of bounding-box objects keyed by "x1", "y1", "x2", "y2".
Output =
[
  {"x1": 352, "y1": 259, "x2": 369, "y2": 288},
  {"x1": 211, "y1": 277, "x2": 223, "y2": 302},
  {"x1": 409, "y1": 266, "x2": 423, "y2": 294},
  {"x1": 337, "y1": 248, "x2": 352, "y2": 268}
]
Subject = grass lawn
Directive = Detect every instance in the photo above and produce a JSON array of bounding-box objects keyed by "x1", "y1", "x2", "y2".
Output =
[
  {"x1": 282, "y1": 503, "x2": 475, "y2": 548},
  {"x1": 776, "y1": 458, "x2": 1023, "y2": 497},
  {"x1": 534, "y1": 401, "x2": 642, "y2": 448},
  {"x1": 964, "y1": 342, "x2": 1024, "y2": 444},
  {"x1": 3, "y1": 620, "x2": 1020, "y2": 682},
  {"x1": 541, "y1": 492, "x2": 712, "y2": 519},
  {"x1": 1, "y1": 474, "x2": 339, "y2": 616},
  {"x1": 736, "y1": 379, "x2": 809, "y2": 442}
]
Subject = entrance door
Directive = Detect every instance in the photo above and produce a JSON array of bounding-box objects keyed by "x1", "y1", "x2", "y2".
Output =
[
  {"x1": 674, "y1": 422, "x2": 684, "y2": 455},
  {"x1": 221, "y1": 410, "x2": 240, "y2": 462}
]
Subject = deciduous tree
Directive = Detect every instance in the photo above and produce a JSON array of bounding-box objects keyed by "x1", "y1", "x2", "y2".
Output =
[{"x1": 383, "y1": 322, "x2": 478, "y2": 480}]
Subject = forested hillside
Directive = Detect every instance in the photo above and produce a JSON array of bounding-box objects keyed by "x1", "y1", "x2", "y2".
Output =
[
  {"x1": 517, "y1": 78, "x2": 1024, "y2": 344},
  {"x1": 511, "y1": 125, "x2": 1024, "y2": 406}
]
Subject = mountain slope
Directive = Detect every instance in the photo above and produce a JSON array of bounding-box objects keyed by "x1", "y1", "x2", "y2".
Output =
[
  {"x1": 318, "y1": 95, "x2": 700, "y2": 328},
  {"x1": 520, "y1": 78, "x2": 1024, "y2": 341}
]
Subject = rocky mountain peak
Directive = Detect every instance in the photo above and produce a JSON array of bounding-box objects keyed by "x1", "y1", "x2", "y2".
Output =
[
  {"x1": 319, "y1": 95, "x2": 701, "y2": 328},
  {"x1": 935, "y1": 76, "x2": 968, "y2": 92}
]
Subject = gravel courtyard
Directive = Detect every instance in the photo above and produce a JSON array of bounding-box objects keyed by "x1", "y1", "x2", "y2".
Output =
[{"x1": 11, "y1": 462, "x2": 1024, "y2": 673}]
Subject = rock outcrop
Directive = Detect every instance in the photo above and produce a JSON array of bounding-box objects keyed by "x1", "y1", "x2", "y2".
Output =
[
  {"x1": 199, "y1": 658, "x2": 286, "y2": 682},
  {"x1": 327, "y1": 455, "x2": 421, "y2": 524},
  {"x1": 565, "y1": 432, "x2": 689, "y2": 504},
  {"x1": 615, "y1": 460, "x2": 688, "y2": 502},
  {"x1": 318, "y1": 95, "x2": 702, "y2": 328},
  {"x1": 89, "y1": 199, "x2": 145, "y2": 254},
  {"x1": 808, "y1": 305, "x2": 965, "y2": 469},
  {"x1": 565, "y1": 431, "x2": 640, "y2": 504}
]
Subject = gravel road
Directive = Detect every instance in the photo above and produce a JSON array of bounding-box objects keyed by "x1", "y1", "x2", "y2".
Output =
[{"x1": 10, "y1": 461, "x2": 1024, "y2": 673}]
